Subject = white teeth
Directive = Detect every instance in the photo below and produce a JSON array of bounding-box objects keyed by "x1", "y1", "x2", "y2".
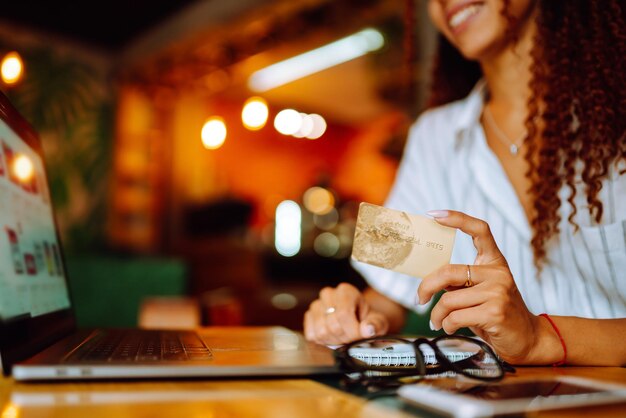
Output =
[{"x1": 449, "y1": 4, "x2": 481, "y2": 28}]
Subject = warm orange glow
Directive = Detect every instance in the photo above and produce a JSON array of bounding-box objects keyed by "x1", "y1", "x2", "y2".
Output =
[
  {"x1": 13, "y1": 154, "x2": 34, "y2": 181},
  {"x1": 1, "y1": 52, "x2": 23, "y2": 85},
  {"x1": 241, "y1": 97, "x2": 269, "y2": 130},
  {"x1": 303, "y1": 186, "x2": 335, "y2": 215},
  {"x1": 1, "y1": 404, "x2": 18, "y2": 418},
  {"x1": 167, "y1": 94, "x2": 397, "y2": 233},
  {"x1": 201, "y1": 117, "x2": 227, "y2": 150},
  {"x1": 263, "y1": 194, "x2": 285, "y2": 218}
]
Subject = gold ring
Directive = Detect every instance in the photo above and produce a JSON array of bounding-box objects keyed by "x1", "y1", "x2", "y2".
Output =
[
  {"x1": 325, "y1": 307, "x2": 336, "y2": 315},
  {"x1": 465, "y1": 265, "x2": 474, "y2": 287}
]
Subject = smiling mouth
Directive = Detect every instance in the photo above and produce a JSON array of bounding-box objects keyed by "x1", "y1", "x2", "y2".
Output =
[{"x1": 447, "y1": 2, "x2": 484, "y2": 30}]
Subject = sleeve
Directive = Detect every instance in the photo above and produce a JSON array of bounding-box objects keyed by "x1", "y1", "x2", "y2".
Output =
[{"x1": 350, "y1": 110, "x2": 452, "y2": 312}]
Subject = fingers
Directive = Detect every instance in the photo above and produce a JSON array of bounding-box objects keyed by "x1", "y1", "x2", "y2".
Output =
[
  {"x1": 304, "y1": 284, "x2": 364, "y2": 345},
  {"x1": 437, "y1": 298, "x2": 515, "y2": 336},
  {"x1": 320, "y1": 284, "x2": 362, "y2": 340},
  {"x1": 418, "y1": 264, "x2": 503, "y2": 305},
  {"x1": 427, "y1": 269, "x2": 518, "y2": 335},
  {"x1": 303, "y1": 283, "x2": 392, "y2": 344},
  {"x1": 419, "y1": 262, "x2": 514, "y2": 334},
  {"x1": 359, "y1": 311, "x2": 388, "y2": 338},
  {"x1": 427, "y1": 210, "x2": 505, "y2": 264},
  {"x1": 438, "y1": 305, "x2": 488, "y2": 335},
  {"x1": 308, "y1": 300, "x2": 358, "y2": 344},
  {"x1": 428, "y1": 286, "x2": 488, "y2": 331}
]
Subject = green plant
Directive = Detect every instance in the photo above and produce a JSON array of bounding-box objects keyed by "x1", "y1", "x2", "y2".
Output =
[{"x1": 1, "y1": 45, "x2": 113, "y2": 254}]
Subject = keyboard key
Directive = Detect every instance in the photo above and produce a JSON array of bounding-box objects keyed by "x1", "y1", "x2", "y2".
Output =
[{"x1": 65, "y1": 330, "x2": 212, "y2": 363}]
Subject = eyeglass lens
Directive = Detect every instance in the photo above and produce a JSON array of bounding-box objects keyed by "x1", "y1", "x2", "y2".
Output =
[
  {"x1": 345, "y1": 337, "x2": 502, "y2": 379},
  {"x1": 434, "y1": 337, "x2": 501, "y2": 379}
]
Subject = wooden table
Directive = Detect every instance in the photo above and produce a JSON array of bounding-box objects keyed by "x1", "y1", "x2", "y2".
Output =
[{"x1": 1, "y1": 367, "x2": 625, "y2": 417}]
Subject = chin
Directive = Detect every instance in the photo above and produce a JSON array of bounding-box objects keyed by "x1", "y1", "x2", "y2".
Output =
[
  {"x1": 450, "y1": 34, "x2": 501, "y2": 62},
  {"x1": 430, "y1": 0, "x2": 513, "y2": 63}
]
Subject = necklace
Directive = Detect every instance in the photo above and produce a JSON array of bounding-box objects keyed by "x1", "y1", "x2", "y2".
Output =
[{"x1": 483, "y1": 106, "x2": 526, "y2": 156}]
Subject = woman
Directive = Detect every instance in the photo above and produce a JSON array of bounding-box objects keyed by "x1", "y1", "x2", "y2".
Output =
[{"x1": 303, "y1": 0, "x2": 626, "y2": 366}]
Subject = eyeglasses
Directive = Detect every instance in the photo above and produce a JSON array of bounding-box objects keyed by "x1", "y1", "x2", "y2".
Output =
[{"x1": 334, "y1": 335, "x2": 515, "y2": 388}]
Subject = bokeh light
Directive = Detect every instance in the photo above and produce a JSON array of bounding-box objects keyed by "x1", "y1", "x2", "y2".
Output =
[
  {"x1": 271, "y1": 293, "x2": 298, "y2": 310},
  {"x1": 303, "y1": 186, "x2": 335, "y2": 215},
  {"x1": 314, "y1": 232, "x2": 340, "y2": 257},
  {"x1": 248, "y1": 28, "x2": 385, "y2": 92},
  {"x1": 275, "y1": 200, "x2": 301, "y2": 257},
  {"x1": 1, "y1": 404, "x2": 19, "y2": 418},
  {"x1": 313, "y1": 208, "x2": 339, "y2": 230},
  {"x1": 241, "y1": 97, "x2": 269, "y2": 130},
  {"x1": 292, "y1": 113, "x2": 314, "y2": 138},
  {"x1": 274, "y1": 109, "x2": 302, "y2": 135},
  {"x1": 306, "y1": 114, "x2": 327, "y2": 139},
  {"x1": 1, "y1": 52, "x2": 23, "y2": 85},
  {"x1": 13, "y1": 154, "x2": 34, "y2": 181},
  {"x1": 201, "y1": 116, "x2": 227, "y2": 149}
]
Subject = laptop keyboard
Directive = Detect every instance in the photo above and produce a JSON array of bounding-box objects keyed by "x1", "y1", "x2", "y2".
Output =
[{"x1": 65, "y1": 330, "x2": 213, "y2": 363}]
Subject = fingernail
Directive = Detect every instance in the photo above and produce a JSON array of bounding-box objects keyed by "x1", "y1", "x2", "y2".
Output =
[
  {"x1": 429, "y1": 320, "x2": 440, "y2": 331},
  {"x1": 414, "y1": 293, "x2": 422, "y2": 306},
  {"x1": 426, "y1": 210, "x2": 450, "y2": 218},
  {"x1": 365, "y1": 324, "x2": 375, "y2": 337}
]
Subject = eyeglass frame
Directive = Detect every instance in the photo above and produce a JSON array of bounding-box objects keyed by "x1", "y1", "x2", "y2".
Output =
[{"x1": 333, "y1": 334, "x2": 515, "y2": 383}]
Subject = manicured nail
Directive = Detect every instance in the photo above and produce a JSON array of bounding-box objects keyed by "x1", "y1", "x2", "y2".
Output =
[
  {"x1": 365, "y1": 324, "x2": 375, "y2": 337},
  {"x1": 426, "y1": 210, "x2": 450, "y2": 218},
  {"x1": 429, "y1": 320, "x2": 435, "y2": 331},
  {"x1": 414, "y1": 293, "x2": 421, "y2": 306}
]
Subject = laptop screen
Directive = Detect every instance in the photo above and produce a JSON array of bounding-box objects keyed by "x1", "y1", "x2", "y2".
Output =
[
  {"x1": 0, "y1": 108, "x2": 71, "y2": 321},
  {"x1": 0, "y1": 91, "x2": 75, "y2": 375}
]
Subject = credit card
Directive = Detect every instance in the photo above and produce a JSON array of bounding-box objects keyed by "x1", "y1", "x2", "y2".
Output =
[{"x1": 352, "y1": 202, "x2": 456, "y2": 278}]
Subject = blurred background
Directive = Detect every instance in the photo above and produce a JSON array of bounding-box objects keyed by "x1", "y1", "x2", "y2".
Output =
[{"x1": 0, "y1": 0, "x2": 437, "y2": 331}]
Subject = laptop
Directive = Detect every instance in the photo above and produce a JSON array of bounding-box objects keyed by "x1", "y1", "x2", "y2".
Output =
[{"x1": 0, "y1": 91, "x2": 337, "y2": 381}]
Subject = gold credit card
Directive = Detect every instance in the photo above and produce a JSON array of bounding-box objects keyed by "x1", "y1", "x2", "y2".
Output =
[{"x1": 352, "y1": 203, "x2": 456, "y2": 278}]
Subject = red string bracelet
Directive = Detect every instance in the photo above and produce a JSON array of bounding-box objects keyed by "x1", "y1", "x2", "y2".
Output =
[{"x1": 539, "y1": 313, "x2": 567, "y2": 366}]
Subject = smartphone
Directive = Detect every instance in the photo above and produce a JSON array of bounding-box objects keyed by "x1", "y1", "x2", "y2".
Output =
[{"x1": 398, "y1": 375, "x2": 626, "y2": 418}]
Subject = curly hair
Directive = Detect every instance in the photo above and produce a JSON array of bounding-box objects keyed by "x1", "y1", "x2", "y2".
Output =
[{"x1": 426, "y1": 0, "x2": 626, "y2": 268}]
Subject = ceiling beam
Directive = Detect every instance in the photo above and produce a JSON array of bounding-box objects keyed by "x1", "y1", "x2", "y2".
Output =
[{"x1": 118, "y1": 0, "x2": 281, "y2": 68}]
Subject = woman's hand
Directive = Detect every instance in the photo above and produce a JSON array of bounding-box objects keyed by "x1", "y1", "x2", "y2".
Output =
[
  {"x1": 303, "y1": 283, "x2": 390, "y2": 345},
  {"x1": 417, "y1": 210, "x2": 551, "y2": 364}
]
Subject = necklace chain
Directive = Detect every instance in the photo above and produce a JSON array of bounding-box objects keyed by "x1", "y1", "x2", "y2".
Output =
[{"x1": 483, "y1": 106, "x2": 527, "y2": 156}]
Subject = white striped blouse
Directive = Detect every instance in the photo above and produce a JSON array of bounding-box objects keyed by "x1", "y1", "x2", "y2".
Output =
[{"x1": 352, "y1": 80, "x2": 626, "y2": 319}]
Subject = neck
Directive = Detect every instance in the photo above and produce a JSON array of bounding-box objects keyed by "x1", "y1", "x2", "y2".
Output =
[{"x1": 480, "y1": 8, "x2": 536, "y2": 111}]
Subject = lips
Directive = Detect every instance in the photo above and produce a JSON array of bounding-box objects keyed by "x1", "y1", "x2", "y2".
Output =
[{"x1": 446, "y1": 1, "x2": 484, "y2": 30}]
